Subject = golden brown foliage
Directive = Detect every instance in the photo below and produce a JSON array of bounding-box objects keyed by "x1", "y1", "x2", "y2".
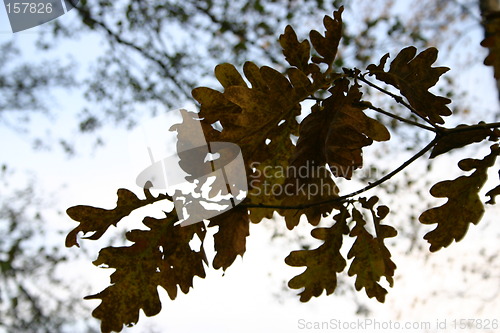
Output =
[{"x1": 66, "y1": 7, "x2": 500, "y2": 332}]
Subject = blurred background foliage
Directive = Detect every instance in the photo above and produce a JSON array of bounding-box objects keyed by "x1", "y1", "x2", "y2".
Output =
[{"x1": 1, "y1": 0, "x2": 499, "y2": 331}]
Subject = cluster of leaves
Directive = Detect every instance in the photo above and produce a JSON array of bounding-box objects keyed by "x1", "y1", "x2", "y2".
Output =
[{"x1": 66, "y1": 7, "x2": 500, "y2": 332}]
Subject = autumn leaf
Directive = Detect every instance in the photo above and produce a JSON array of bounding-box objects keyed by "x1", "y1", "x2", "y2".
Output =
[
  {"x1": 309, "y1": 7, "x2": 343, "y2": 66},
  {"x1": 85, "y1": 214, "x2": 207, "y2": 333},
  {"x1": 193, "y1": 61, "x2": 308, "y2": 223},
  {"x1": 290, "y1": 79, "x2": 390, "y2": 180},
  {"x1": 276, "y1": 79, "x2": 388, "y2": 228},
  {"x1": 279, "y1": 25, "x2": 311, "y2": 73},
  {"x1": 193, "y1": 62, "x2": 303, "y2": 165},
  {"x1": 347, "y1": 198, "x2": 397, "y2": 303},
  {"x1": 66, "y1": 188, "x2": 168, "y2": 247},
  {"x1": 430, "y1": 123, "x2": 497, "y2": 158},
  {"x1": 420, "y1": 144, "x2": 500, "y2": 252},
  {"x1": 285, "y1": 208, "x2": 349, "y2": 302},
  {"x1": 208, "y1": 206, "x2": 250, "y2": 270},
  {"x1": 278, "y1": 174, "x2": 340, "y2": 230},
  {"x1": 367, "y1": 46, "x2": 452, "y2": 125}
]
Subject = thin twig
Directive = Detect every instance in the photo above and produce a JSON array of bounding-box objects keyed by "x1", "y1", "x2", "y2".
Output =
[
  {"x1": 357, "y1": 101, "x2": 438, "y2": 132},
  {"x1": 355, "y1": 72, "x2": 438, "y2": 128},
  {"x1": 71, "y1": 3, "x2": 192, "y2": 101}
]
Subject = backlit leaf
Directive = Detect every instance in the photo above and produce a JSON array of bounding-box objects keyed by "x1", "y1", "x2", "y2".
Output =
[
  {"x1": 285, "y1": 208, "x2": 349, "y2": 302},
  {"x1": 309, "y1": 7, "x2": 343, "y2": 66},
  {"x1": 367, "y1": 46, "x2": 452, "y2": 125},
  {"x1": 291, "y1": 79, "x2": 389, "y2": 180},
  {"x1": 85, "y1": 213, "x2": 207, "y2": 333},
  {"x1": 430, "y1": 123, "x2": 498, "y2": 158},
  {"x1": 279, "y1": 173, "x2": 340, "y2": 229},
  {"x1": 208, "y1": 206, "x2": 250, "y2": 270},
  {"x1": 347, "y1": 198, "x2": 397, "y2": 303},
  {"x1": 193, "y1": 62, "x2": 308, "y2": 223},
  {"x1": 420, "y1": 144, "x2": 500, "y2": 251},
  {"x1": 66, "y1": 188, "x2": 168, "y2": 247},
  {"x1": 279, "y1": 25, "x2": 311, "y2": 73}
]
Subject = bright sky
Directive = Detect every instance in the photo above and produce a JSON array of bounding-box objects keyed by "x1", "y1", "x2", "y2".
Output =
[{"x1": 1, "y1": 2, "x2": 500, "y2": 333}]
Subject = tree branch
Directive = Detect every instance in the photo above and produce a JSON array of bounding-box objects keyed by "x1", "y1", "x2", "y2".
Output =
[{"x1": 70, "y1": 2, "x2": 192, "y2": 101}]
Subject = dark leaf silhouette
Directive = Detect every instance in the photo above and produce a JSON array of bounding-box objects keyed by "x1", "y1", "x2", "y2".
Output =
[
  {"x1": 279, "y1": 25, "x2": 311, "y2": 73},
  {"x1": 309, "y1": 7, "x2": 343, "y2": 66},
  {"x1": 430, "y1": 123, "x2": 498, "y2": 158},
  {"x1": 367, "y1": 46, "x2": 452, "y2": 125},
  {"x1": 66, "y1": 188, "x2": 168, "y2": 247},
  {"x1": 85, "y1": 213, "x2": 207, "y2": 333},
  {"x1": 291, "y1": 79, "x2": 389, "y2": 180},
  {"x1": 420, "y1": 144, "x2": 500, "y2": 251},
  {"x1": 208, "y1": 206, "x2": 250, "y2": 270},
  {"x1": 285, "y1": 208, "x2": 349, "y2": 301},
  {"x1": 347, "y1": 197, "x2": 397, "y2": 302}
]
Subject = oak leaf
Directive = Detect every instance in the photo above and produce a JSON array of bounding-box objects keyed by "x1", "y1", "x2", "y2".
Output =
[
  {"x1": 285, "y1": 208, "x2": 349, "y2": 302},
  {"x1": 278, "y1": 174, "x2": 340, "y2": 229},
  {"x1": 85, "y1": 214, "x2": 207, "y2": 333},
  {"x1": 193, "y1": 62, "x2": 303, "y2": 165},
  {"x1": 208, "y1": 206, "x2": 250, "y2": 270},
  {"x1": 309, "y1": 7, "x2": 343, "y2": 66},
  {"x1": 66, "y1": 188, "x2": 168, "y2": 247},
  {"x1": 290, "y1": 79, "x2": 389, "y2": 180},
  {"x1": 193, "y1": 61, "x2": 307, "y2": 223},
  {"x1": 420, "y1": 144, "x2": 500, "y2": 251},
  {"x1": 367, "y1": 46, "x2": 452, "y2": 125},
  {"x1": 430, "y1": 123, "x2": 497, "y2": 158},
  {"x1": 279, "y1": 25, "x2": 311, "y2": 73},
  {"x1": 347, "y1": 197, "x2": 396, "y2": 302}
]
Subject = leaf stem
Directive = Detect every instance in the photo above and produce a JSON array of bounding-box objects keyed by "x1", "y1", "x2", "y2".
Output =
[
  {"x1": 354, "y1": 72, "x2": 438, "y2": 128},
  {"x1": 357, "y1": 101, "x2": 438, "y2": 132}
]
